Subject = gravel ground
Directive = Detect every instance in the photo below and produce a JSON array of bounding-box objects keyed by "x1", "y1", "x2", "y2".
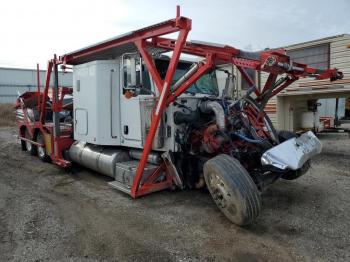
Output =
[{"x1": 0, "y1": 126, "x2": 349, "y2": 262}]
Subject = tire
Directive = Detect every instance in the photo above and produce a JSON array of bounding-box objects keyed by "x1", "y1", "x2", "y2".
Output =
[
  {"x1": 281, "y1": 160, "x2": 311, "y2": 180},
  {"x1": 203, "y1": 154, "x2": 262, "y2": 226},
  {"x1": 36, "y1": 132, "x2": 50, "y2": 162},
  {"x1": 21, "y1": 138, "x2": 27, "y2": 151},
  {"x1": 24, "y1": 130, "x2": 37, "y2": 155}
]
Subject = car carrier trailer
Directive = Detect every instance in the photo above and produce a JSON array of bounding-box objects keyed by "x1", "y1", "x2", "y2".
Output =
[{"x1": 15, "y1": 7, "x2": 343, "y2": 225}]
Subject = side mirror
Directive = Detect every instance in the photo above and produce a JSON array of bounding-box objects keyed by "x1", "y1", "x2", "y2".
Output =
[
  {"x1": 223, "y1": 75, "x2": 235, "y2": 99},
  {"x1": 129, "y1": 56, "x2": 138, "y2": 87}
]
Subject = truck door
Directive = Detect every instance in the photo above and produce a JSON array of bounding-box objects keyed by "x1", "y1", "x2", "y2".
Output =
[{"x1": 119, "y1": 53, "x2": 154, "y2": 148}]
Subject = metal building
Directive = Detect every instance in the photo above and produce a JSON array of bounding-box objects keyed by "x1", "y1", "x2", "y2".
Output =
[
  {"x1": 0, "y1": 67, "x2": 72, "y2": 104},
  {"x1": 260, "y1": 34, "x2": 350, "y2": 131}
]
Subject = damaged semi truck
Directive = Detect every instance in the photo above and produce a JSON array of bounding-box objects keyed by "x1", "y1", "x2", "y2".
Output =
[{"x1": 15, "y1": 7, "x2": 343, "y2": 225}]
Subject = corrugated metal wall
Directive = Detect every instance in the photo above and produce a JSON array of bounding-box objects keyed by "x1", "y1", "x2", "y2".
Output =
[{"x1": 0, "y1": 67, "x2": 72, "y2": 104}]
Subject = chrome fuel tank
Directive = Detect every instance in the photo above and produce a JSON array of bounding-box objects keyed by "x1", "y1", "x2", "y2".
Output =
[{"x1": 69, "y1": 141, "x2": 130, "y2": 178}]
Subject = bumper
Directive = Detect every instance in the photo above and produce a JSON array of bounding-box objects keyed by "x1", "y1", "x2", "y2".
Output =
[{"x1": 261, "y1": 131, "x2": 322, "y2": 170}]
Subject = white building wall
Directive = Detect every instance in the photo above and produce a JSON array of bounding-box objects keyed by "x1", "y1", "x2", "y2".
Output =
[{"x1": 260, "y1": 72, "x2": 278, "y2": 125}]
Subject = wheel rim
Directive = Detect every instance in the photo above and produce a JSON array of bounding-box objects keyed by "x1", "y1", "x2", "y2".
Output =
[
  {"x1": 25, "y1": 131, "x2": 32, "y2": 151},
  {"x1": 26, "y1": 140, "x2": 32, "y2": 151},
  {"x1": 38, "y1": 145, "x2": 45, "y2": 158},
  {"x1": 37, "y1": 135, "x2": 46, "y2": 158},
  {"x1": 207, "y1": 172, "x2": 237, "y2": 217}
]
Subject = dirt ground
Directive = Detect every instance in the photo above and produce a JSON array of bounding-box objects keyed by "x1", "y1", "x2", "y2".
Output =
[
  {"x1": 0, "y1": 126, "x2": 349, "y2": 262},
  {"x1": 0, "y1": 104, "x2": 16, "y2": 127}
]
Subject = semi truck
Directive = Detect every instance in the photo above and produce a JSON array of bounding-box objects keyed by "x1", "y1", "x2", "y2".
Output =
[{"x1": 15, "y1": 7, "x2": 343, "y2": 225}]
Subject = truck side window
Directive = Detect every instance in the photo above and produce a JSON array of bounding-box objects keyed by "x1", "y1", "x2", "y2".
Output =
[
  {"x1": 122, "y1": 54, "x2": 151, "y2": 94},
  {"x1": 123, "y1": 54, "x2": 141, "y2": 89}
]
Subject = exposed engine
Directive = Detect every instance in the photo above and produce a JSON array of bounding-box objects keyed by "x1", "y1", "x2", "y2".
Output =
[{"x1": 173, "y1": 96, "x2": 311, "y2": 190}]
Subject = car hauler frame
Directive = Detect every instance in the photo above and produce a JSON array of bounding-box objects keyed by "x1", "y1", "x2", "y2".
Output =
[{"x1": 15, "y1": 6, "x2": 343, "y2": 225}]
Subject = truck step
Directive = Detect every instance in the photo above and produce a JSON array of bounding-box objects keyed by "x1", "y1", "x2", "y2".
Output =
[
  {"x1": 114, "y1": 160, "x2": 159, "y2": 186},
  {"x1": 108, "y1": 180, "x2": 131, "y2": 196},
  {"x1": 109, "y1": 160, "x2": 162, "y2": 195}
]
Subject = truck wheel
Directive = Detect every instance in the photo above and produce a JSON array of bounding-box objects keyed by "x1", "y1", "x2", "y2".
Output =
[
  {"x1": 36, "y1": 132, "x2": 50, "y2": 162},
  {"x1": 20, "y1": 136, "x2": 27, "y2": 151},
  {"x1": 203, "y1": 154, "x2": 262, "y2": 226},
  {"x1": 25, "y1": 130, "x2": 37, "y2": 155},
  {"x1": 281, "y1": 160, "x2": 311, "y2": 180}
]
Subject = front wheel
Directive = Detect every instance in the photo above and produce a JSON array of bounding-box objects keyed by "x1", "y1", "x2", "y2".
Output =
[{"x1": 204, "y1": 154, "x2": 262, "y2": 226}]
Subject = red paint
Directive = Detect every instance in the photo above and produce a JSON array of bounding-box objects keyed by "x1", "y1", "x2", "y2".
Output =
[{"x1": 16, "y1": 58, "x2": 74, "y2": 168}]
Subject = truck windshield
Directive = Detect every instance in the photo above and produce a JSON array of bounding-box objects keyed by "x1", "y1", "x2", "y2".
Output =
[{"x1": 155, "y1": 59, "x2": 219, "y2": 96}]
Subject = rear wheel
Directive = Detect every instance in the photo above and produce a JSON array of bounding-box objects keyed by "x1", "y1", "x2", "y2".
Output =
[
  {"x1": 20, "y1": 134, "x2": 26, "y2": 151},
  {"x1": 24, "y1": 130, "x2": 36, "y2": 155},
  {"x1": 36, "y1": 132, "x2": 50, "y2": 162},
  {"x1": 204, "y1": 154, "x2": 262, "y2": 226}
]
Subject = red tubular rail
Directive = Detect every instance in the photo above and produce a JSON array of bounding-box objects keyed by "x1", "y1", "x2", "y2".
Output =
[
  {"x1": 36, "y1": 64, "x2": 41, "y2": 112},
  {"x1": 40, "y1": 61, "x2": 53, "y2": 124},
  {"x1": 131, "y1": 26, "x2": 191, "y2": 197}
]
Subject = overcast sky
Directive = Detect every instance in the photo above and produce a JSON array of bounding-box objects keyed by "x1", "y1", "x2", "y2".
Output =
[{"x1": 1, "y1": 0, "x2": 349, "y2": 69}]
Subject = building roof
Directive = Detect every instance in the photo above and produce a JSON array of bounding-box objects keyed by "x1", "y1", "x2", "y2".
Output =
[
  {"x1": 0, "y1": 66, "x2": 48, "y2": 72},
  {"x1": 0, "y1": 66, "x2": 72, "y2": 74},
  {"x1": 282, "y1": 34, "x2": 350, "y2": 49}
]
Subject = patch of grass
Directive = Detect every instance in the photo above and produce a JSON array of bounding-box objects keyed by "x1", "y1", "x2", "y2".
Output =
[{"x1": 0, "y1": 104, "x2": 16, "y2": 127}]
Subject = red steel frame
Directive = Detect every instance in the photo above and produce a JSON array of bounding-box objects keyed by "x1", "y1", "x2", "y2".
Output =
[
  {"x1": 21, "y1": 6, "x2": 341, "y2": 198},
  {"x1": 16, "y1": 58, "x2": 73, "y2": 168}
]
